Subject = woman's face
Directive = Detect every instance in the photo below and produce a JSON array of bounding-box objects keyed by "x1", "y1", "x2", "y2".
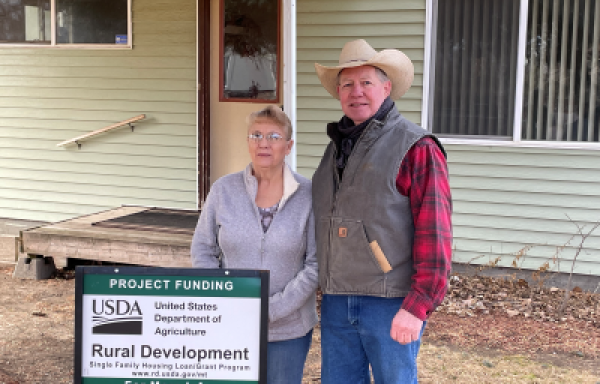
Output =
[{"x1": 247, "y1": 120, "x2": 293, "y2": 171}]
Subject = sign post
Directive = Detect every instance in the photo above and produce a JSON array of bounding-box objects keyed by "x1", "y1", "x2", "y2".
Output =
[{"x1": 74, "y1": 266, "x2": 269, "y2": 384}]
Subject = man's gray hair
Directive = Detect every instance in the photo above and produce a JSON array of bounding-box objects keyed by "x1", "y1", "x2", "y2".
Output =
[{"x1": 336, "y1": 66, "x2": 390, "y2": 85}]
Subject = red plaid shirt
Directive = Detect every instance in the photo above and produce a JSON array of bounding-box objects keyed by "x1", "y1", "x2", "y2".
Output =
[{"x1": 396, "y1": 137, "x2": 452, "y2": 321}]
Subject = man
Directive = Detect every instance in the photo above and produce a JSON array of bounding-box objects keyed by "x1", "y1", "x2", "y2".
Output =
[{"x1": 312, "y1": 39, "x2": 452, "y2": 383}]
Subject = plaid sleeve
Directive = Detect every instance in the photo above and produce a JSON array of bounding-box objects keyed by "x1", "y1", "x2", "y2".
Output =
[{"x1": 396, "y1": 137, "x2": 453, "y2": 321}]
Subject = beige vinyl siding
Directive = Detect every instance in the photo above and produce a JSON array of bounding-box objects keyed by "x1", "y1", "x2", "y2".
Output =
[
  {"x1": 0, "y1": 0, "x2": 197, "y2": 222},
  {"x1": 296, "y1": 0, "x2": 426, "y2": 178},
  {"x1": 449, "y1": 145, "x2": 600, "y2": 276},
  {"x1": 296, "y1": 0, "x2": 600, "y2": 277}
]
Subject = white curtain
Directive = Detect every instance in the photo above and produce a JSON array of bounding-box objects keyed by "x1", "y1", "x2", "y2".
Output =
[{"x1": 522, "y1": 0, "x2": 600, "y2": 142}]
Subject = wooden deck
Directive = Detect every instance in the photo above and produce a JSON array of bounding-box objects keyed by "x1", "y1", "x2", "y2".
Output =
[{"x1": 21, "y1": 207, "x2": 195, "y2": 268}]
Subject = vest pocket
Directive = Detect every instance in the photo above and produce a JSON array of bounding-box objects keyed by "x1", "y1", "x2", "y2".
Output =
[{"x1": 328, "y1": 219, "x2": 387, "y2": 292}]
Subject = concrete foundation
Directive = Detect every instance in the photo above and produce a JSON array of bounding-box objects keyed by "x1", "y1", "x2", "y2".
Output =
[{"x1": 12, "y1": 256, "x2": 56, "y2": 280}]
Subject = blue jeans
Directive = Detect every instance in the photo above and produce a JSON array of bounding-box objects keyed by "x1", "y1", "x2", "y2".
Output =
[
  {"x1": 267, "y1": 329, "x2": 313, "y2": 384},
  {"x1": 321, "y1": 295, "x2": 425, "y2": 384}
]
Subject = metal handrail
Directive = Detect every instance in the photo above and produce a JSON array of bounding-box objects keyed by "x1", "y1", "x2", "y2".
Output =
[{"x1": 57, "y1": 114, "x2": 146, "y2": 148}]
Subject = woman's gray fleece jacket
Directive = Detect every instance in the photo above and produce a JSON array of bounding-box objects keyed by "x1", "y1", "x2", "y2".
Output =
[{"x1": 191, "y1": 164, "x2": 318, "y2": 342}]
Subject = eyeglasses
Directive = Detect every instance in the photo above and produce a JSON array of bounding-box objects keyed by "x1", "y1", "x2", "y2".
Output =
[{"x1": 248, "y1": 132, "x2": 287, "y2": 143}]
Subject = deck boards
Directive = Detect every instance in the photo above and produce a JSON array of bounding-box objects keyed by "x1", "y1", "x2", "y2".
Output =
[{"x1": 21, "y1": 207, "x2": 194, "y2": 268}]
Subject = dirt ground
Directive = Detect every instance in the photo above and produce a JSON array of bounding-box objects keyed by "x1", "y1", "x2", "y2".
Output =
[
  {"x1": 0, "y1": 266, "x2": 74, "y2": 384},
  {"x1": 0, "y1": 265, "x2": 599, "y2": 383}
]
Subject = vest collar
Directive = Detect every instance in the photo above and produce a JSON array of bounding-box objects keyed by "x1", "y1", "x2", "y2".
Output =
[{"x1": 353, "y1": 107, "x2": 401, "y2": 147}]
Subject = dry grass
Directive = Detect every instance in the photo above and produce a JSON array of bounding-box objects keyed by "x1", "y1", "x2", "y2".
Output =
[
  {"x1": 301, "y1": 326, "x2": 600, "y2": 383},
  {"x1": 418, "y1": 344, "x2": 600, "y2": 383}
]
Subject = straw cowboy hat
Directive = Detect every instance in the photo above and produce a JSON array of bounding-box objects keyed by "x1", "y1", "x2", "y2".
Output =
[{"x1": 314, "y1": 39, "x2": 414, "y2": 100}]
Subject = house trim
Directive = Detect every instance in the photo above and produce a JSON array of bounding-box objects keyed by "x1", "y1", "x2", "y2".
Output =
[
  {"x1": 197, "y1": 0, "x2": 211, "y2": 206},
  {"x1": 421, "y1": 0, "x2": 435, "y2": 131},
  {"x1": 283, "y1": 0, "x2": 297, "y2": 170}
]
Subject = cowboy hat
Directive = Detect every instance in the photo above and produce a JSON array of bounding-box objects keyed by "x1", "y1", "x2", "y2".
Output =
[{"x1": 314, "y1": 39, "x2": 414, "y2": 100}]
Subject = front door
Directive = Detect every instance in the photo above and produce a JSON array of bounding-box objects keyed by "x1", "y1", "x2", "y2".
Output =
[{"x1": 198, "y1": 0, "x2": 288, "y2": 204}]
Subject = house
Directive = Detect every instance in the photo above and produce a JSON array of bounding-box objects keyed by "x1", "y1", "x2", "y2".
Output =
[{"x1": 1, "y1": 0, "x2": 599, "y2": 278}]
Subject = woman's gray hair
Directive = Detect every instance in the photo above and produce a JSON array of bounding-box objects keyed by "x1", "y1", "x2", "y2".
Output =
[{"x1": 247, "y1": 105, "x2": 293, "y2": 140}]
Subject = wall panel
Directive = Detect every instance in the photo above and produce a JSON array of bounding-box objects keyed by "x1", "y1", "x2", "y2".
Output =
[{"x1": 0, "y1": 0, "x2": 198, "y2": 222}]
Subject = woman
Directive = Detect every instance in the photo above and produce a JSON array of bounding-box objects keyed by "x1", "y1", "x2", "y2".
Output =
[{"x1": 191, "y1": 105, "x2": 318, "y2": 384}]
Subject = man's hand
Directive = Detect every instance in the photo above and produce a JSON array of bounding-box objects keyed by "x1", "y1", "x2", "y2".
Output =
[{"x1": 390, "y1": 308, "x2": 423, "y2": 345}]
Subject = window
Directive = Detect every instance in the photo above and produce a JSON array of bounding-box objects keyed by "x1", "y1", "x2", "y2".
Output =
[
  {"x1": 220, "y1": 0, "x2": 280, "y2": 102},
  {"x1": 0, "y1": 0, "x2": 130, "y2": 47},
  {"x1": 0, "y1": 0, "x2": 51, "y2": 44},
  {"x1": 430, "y1": 0, "x2": 600, "y2": 143},
  {"x1": 56, "y1": 0, "x2": 128, "y2": 45}
]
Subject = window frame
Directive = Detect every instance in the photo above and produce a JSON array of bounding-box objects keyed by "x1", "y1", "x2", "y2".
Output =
[
  {"x1": 218, "y1": 0, "x2": 281, "y2": 103},
  {"x1": 423, "y1": 0, "x2": 600, "y2": 150},
  {"x1": 0, "y1": 0, "x2": 132, "y2": 49}
]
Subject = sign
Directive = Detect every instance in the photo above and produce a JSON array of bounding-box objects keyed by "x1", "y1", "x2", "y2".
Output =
[
  {"x1": 116, "y1": 35, "x2": 128, "y2": 44},
  {"x1": 74, "y1": 266, "x2": 269, "y2": 384}
]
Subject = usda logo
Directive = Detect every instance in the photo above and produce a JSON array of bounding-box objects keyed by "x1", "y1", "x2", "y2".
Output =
[{"x1": 91, "y1": 299, "x2": 143, "y2": 335}]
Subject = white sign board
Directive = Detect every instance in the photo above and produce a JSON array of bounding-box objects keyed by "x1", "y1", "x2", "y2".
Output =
[{"x1": 74, "y1": 267, "x2": 268, "y2": 384}]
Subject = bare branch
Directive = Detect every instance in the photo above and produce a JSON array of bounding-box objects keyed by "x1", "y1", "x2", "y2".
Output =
[{"x1": 558, "y1": 216, "x2": 600, "y2": 317}]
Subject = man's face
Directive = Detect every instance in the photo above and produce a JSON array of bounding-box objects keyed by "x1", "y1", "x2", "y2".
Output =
[{"x1": 336, "y1": 66, "x2": 392, "y2": 125}]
